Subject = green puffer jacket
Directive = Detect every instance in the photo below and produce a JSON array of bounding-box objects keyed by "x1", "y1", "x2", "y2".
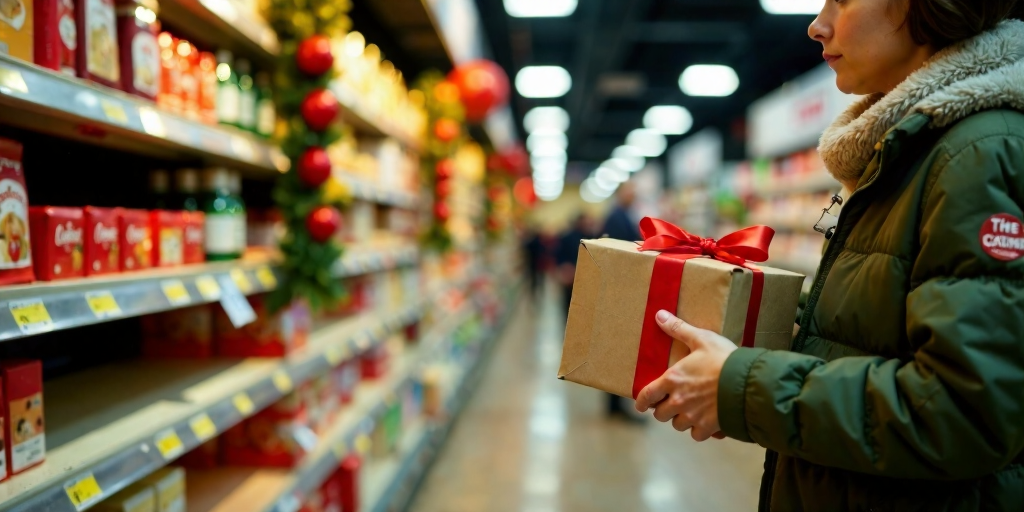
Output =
[{"x1": 717, "y1": 21, "x2": 1024, "y2": 512}]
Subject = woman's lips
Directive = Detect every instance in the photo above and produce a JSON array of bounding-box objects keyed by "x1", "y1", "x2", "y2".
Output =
[{"x1": 823, "y1": 53, "x2": 841, "y2": 64}]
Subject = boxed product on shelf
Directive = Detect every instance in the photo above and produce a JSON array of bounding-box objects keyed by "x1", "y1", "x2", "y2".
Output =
[
  {"x1": 198, "y1": 51, "x2": 217, "y2": 124},
  {"x1": 151, "y1": 210, "x2": 184, "y2": 267},
  {"x1": 157, "y1": 32, "x2": 181, "y2": 113},
  {"x1": 29, "y1": 206, "x2": 84, "y2": 281},
  {"x1": 0, "y1": 138, "x2": 35, "y2": 285},
  {"x1": 118, "y1": 208, "x2": 153, "y2": 271},
  {"x1": 178, "y1": 40, "x2": 200, "y2": 119},
  {"x1": 177, "y1": 438, "x2": 218, "y2": 469},
  {"x1": 138, "y1": 466, "x2": 185, "y2": 512},
  {"x1": 182, "y1": 211, "x2": 204, "y2": 264},
  {"x1": 402, "y1": 378, "x2": 423, "y2": 429},
  {"x1": 309, "y1": 373, "x2": 339, "y2": 434},
  {"x1": 84, "y1": 206, "x2": 120, "y2": 276},
  {"x1": 34, "y1": 0, "x2": 75, "y2": 73},
  {"x1": 331, "y1": 358, "x2": 359, "y2": 405},
  {"x1": 420, "y1": 366, "x2": 442, "y2": 418},
  {"x1": 360, "y1": 343, "x2": 388, "y2": 380},
  {"x1": 75, "y1": 0, "x2": 121, "y2": 88},
  {"x1": 223, "y1": 389, "x2": 311, "y2": 467},
  {"x1": 141, "y1": 304, "x2": 213, "y2": 358},
  {"x1": 2, "y1": 360, "x2": 45, "y2": 477},
  {"x1": 335, "y1": 454, "x2": 360, "y2": 512},
  {"x1": 94, "y1": 481, "x2": 155, "y2": 512},
  {"x1": 326, "y1": 276, "x2": 368, "y2": 317},
  {"x1": 0, "y1": 0, "x2": 32, "y2": 62},
  {"x1": 115, "y1": 0, "x2": 159, "y2": 100},
  {"x1": 214, "y1": 295, "x2": 309, "y2": 357}
]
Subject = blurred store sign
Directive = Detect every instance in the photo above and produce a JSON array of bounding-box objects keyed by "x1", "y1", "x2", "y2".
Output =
[
  {"x1": 748, "y1": 64, "x2": 859, "y2": 158},
  {"x1": 668, "y1": 128, "x2": 723, "y2": 187}
]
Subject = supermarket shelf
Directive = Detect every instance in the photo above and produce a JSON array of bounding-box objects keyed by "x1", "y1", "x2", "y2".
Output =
[
  {"x1": 333, "y1": 245, "x2": 420, "y2": 276},
  {"x1": 752, "y1": 172, "x2": 840, "y2": 198},
  {"x1": 0, "y1": 294, "x2": 433, "y2": 512},
  {"x1": 158, "y1": 0, "x2": 279, "y2": 65},
  {"x1": 0, "y1": 55, "x2": 287, "y2": 175},
  {"x1": 330, "y1": 82, "x2": 424, "y2": 153},
  {"x1": 338, "y1": 173, "x2": 419, "y2": 210}
]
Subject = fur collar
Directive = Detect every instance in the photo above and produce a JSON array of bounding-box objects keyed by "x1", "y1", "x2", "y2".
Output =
[{"x1": 819, "y1": 20, "x2": 1024, "y2": 189}]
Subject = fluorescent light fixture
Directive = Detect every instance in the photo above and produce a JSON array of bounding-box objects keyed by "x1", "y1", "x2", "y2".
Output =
[
  {"x1": 516, "y1": 66, "x2": 572, "y2": 99},
  {"x1": 527, "y1": 130, "x2": 568, "y2": 153},
  {"x1": 760, "y1": 0, "x2": 822, "y2": 14},
  {"x1": 532, "y1": 154, "x2": 568, "y2": 169},
  {"x1": 605, "y1": 155, "x2": 644, "y2": 174},
  {"x1": 626, "y1": 128, "x2": 668, "y2": 157},
  {"x1": 594, "y1": 173, "x2": 619, "y2": 192},
  {"x1": 533, "y1": 166, "x2": 565, "y2": 182},
  {"x1": 530, "y1": 144, "x2": 567, "y2": 158},
  {"x1": 612, "y1": 145, "x2": 644, "y2": 159},
  {"x1": 535, "y1": 180, "x2": 564, "y2": 201},
  {"x1": 596, "y1": 166, "x2": 628, "y2": 184},
  {"x1": 524, "y1": 107, "x2": 570, "y2": 133},
  {"x1": 504, "y1": 0, "x2": 577, "y2": 17},
  {"x1": 580, "y1": 185, "x2": 605, "y2": 204},
  {"x1": 679, "y1": 65, "x2": 740, "y2": 97},
  {"x1": 644, "y1": 105, "x2": 693, "y2": 136}
]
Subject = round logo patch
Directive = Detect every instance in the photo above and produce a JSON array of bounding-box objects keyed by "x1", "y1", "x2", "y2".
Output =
[{"x1": 979, "y1": 213, "x2": 1024, "y2": 261}]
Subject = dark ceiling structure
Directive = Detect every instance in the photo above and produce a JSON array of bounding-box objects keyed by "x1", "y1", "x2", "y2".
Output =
[{"x1": 474, "y1": 0, "x2": 825, "y2": 164}]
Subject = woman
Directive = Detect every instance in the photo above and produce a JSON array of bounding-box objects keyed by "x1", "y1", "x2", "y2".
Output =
[{"x1": 634, "y1": 1, "x2": 1024, "y2": 510}]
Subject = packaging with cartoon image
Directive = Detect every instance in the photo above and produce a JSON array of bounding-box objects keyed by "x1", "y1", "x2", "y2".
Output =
[
  {"x1": 0, "y1": 138, "x2": 33, "y2": 286},
  {"x1": 2, "y1": 360, "x2": 45, "y2": 475}
]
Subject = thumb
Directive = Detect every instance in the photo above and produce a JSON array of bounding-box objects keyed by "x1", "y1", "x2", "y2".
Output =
[{"x1": 656, "y1": 310, "x2": 703, "y2": 351}]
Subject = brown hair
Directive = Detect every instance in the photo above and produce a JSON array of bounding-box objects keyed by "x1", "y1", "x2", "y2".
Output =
[{"x1": 892, "y1": 0, "x2": 1021, "y2": 48}]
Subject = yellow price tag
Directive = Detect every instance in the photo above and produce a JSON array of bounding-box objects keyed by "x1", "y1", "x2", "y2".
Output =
[
  {"x1": 189, "y1": 413, "x2": 217, "y2": 441},
  {"x1": 325, "y1": 346, "x2": 345, "y2": 366},
  {"x1": 99, "y1": 99, "x2": 129, "y2": 125},
  {"x1": 331, "y1": 440, "x2": 347, "y2": 460},
  {"x1": 64, "y1": 473, "x2": 103, "y2": 510},
  {"x1": 233, "y1": 392, "x2": 255, "y2": 416},
  {"x1": 9, "y1": 299, "x2": 54, "y2": 335},
  {"x1": 161, "y1": 279, "x2": 191, "y2": 306},
  {"x1": 256, "y1": 266, "x2": 277, "y2": 289},
  {"x1": 195, "y1": 275, "x2": 222, "y2": 301},
  {"x1": 154, "y1": 429, "x2": 184, "y2": 460},
  {"x1": 272, "y1": 370, "x2": 293, "y2": 393},
  {"x1": 85, "y1": 291, "x2": 122, "y2": 319},
  {"x1": 0, "y1": 67, "x2": 28, "y2": 93},
  {"x1": 354, "y1": 434, "x2": 372, "y2": 455},
  {"x1": 231, "y1": 269, "x2": 253, "y2": 294}
]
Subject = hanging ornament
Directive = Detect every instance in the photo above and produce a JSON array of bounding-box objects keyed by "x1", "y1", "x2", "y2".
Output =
[
  {"x1": 486, "y1": 153, "x2": 508, "y2": 173},
  {"x1": 296, "y1": 35, "x2": 334, "y2": 76},
  {"x1": 433, "y1": 80, "x2": 461, "y2": 104},
  {"x1": 433, "y1": 202, "x2": 450, "y2": 221},
  {"x1": 513, "y1": 177, "x2": 537, "y2": 206},
  {"x1": 297, "y1": 147, "x2": 332, "y2": 187},
  {"x1": 433, "y1": 118, "x2": 461, "y2": 143},
  {"x1": 501, "y1": 145, "x2": 529, "y2": 177},
  {"x1": 435, "y1": 179, "x2": 452, "y2": 198},
  {"x1": 306, "y1": 206, "x2": 342, "y2": 242},
  {"x1": 435, "y1": 158, "x2": 455, "y2": 180},
  {"x1": 301, "y1": 89, "x2": 340, "y2": 131},
  {"x1": 447, "y1": 60, "x2": 510, "y2": 123}
]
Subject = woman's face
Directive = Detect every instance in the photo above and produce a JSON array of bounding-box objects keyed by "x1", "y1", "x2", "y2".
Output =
[{"x1": 809, "y1": 0, "x2": 936, "y2": 95}]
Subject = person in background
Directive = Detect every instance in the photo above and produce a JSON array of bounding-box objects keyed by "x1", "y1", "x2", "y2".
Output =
[
  {"x1": 555, "y1": 215, "x2": 591, "y2": 318},
  {"x1": 635, "y1": 1, "x2": 1024, "y2": 511},
  {"x1": 600, "y1": 181, "x2": 640, "y2": 242},
  {"x1": 522, "y1": 229, "x2": 545, "y2": 299}
]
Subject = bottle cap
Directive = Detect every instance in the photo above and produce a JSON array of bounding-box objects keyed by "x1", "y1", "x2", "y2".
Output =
[{"x1": 176, "y1": 168, "x2": 199, "y2": 192}]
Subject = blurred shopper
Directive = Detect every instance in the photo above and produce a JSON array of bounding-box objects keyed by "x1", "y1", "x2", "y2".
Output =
[
  {"x1": 555, "y1": 215, "x2": 591, "y2": 318},
  {"x1": 634, "y1": 2, "x2": 1024, "y2": 511},
  {"x1": 601, "y1": 182, "x2": 640, "y2": 242},
  {"x1": 522, "y1": 229, "x2": 545, "y2": 298}
]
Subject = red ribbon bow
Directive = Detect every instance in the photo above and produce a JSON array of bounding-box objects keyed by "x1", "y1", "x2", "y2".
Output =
[{"x1": 638, "y1": 217, "x2": 774, "y2": 266}]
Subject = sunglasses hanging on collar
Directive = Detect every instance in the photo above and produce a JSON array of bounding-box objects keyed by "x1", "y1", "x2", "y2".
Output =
[{"x1": 813, "y1": 194, "x2": 844, "y2": 240}]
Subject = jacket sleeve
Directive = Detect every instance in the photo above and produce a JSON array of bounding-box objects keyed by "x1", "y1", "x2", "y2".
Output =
[{"x1": 717, "y1": 131, "x2": 1024, "y2": 479}]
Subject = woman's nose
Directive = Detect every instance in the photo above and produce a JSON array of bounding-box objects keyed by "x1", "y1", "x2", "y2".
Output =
[{"x1": 808, "y1": 14, "x2": 830, "y2": 42}]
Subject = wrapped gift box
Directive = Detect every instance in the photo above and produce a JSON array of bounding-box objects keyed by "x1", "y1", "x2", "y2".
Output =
[{"x1": 559, "y1": 233, "x2": 803, "y2": 399}]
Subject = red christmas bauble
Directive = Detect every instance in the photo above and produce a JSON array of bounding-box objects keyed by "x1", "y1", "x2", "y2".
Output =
[
  {"x1": 513, "y1": 177, "x2": 537, "y2": 206},
  {"x1": 502, "y1": 145, "x2": 529, "y2": 177},
  {"x1": 296, "y1": 35, "x2": 334, "y2": 76},
  {"x1": 435, "y1": 180, "x2": 452, "y2": 198},
  {"x1": 297, "y1": 147, "x2": 332, "y2": 187},
  {"x1": 301, "y1": 89, "x2": 339, "y2": 131},
  {"x1": 447, "y1": 60, "x2": 510, "y2": 123},
  {"x1": 434, "y1": 202, "x2": 450, "y2": 221},
  {"x1": 433, "y1": 118, "x2": 461, "y2": 143},
  {"x1": 306, "y1": 206, "x2": 342, "y2": 243},
  {"x1": 435, "y1": 159, "x2": 455, "y2": 179},
  {"x1": 486, "y1": 153, "x2": 507, "y2": 172}
]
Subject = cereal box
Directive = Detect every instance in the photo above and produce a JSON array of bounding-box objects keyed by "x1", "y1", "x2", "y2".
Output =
[
  {"x1": 118, "y1": 208, "x2": 152, "y2": 271},
  {"x1": 0, "y1": 0, "x2": 32, "y2": 62},
  {"x1": 1, "y1": 360, "x2": 44, "y2": 475},
  {"x1": 29, "y1": 206, "x2": 84, "y2": 281},
  {"x1": 84, "y1": 206, "x2": 119, "y2": 276},
  {"x1": 0, "y1": 139, "x2": 33, "y2": 285}
]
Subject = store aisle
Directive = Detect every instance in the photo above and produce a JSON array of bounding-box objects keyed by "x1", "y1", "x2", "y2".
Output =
[{"x1": 410, "y1": 284, "x2": 767, "y2": 512}]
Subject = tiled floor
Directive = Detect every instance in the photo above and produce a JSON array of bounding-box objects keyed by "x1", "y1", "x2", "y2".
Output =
[{"x1": 409, "y1": 283, "x2": 767, "y2": 512}]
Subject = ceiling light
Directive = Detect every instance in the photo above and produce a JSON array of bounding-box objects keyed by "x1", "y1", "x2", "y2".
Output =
[
  {"x1": 504, "y1": 0, "x2": 577, "y2": 17},
  {"x1": 583, "y1": 177, "x2": 615, "y2": 196},
  {"x1": 524, "y1": 107, "x2": 570, "y2": 133},
  {"x1": 760, "y1": 0, "x2": 822, "y2": 14},
  {"x1": 644, "y1": 105, "x2": 693, "y2": 136},
  {"x1": 596, "y1": 166, "x2": 628, "y2": 183},
  {"x1": 626, "y1": 129, "x2": 668, "y2": 157},
  {"x1": 516, "y1": 66, "x2": 572, "y2": 99},
  {"x1": 533, "y1": 166, "x2": 565, "y2": 182},
  {"x1": 594, "y1": 173, "x2": 619, "y2": 192},
  {"x1": 605, "y1": 156, "x2": 644, "y2": 174},
  {"x1": 612, "y1": 146, "x2": 644, "y2": 160},
  {"x1": 580, "y1": 185, "x2": 605, "y2": 204},
  {"x1": 527, "y1": 130, "x2": 568, "y2": 153},
  {"x1": 532, "y1": 154, "x2": 568, "y2": 170},
  {"x1": 535, "y1": 180, "x2": 564, "y2": 201},
  {"x1": 679, "y1": 65, "x2": 740, "y2": 97}
]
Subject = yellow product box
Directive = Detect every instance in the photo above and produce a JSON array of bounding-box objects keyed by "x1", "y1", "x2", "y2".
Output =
[
  {"x1": 0, "y1": 0, "x2": 32, "y2": 61},
  {"x1": 138, "y1": 466, "x2": 186, "y2": 512},
  {"x1": 93, "y1": 483, "x2": 156, "y2": 512}
]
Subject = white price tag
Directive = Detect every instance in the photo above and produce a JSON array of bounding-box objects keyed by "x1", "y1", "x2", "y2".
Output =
[{"x1": 217, "y1": 275, "x2": 256, "y2": 328}]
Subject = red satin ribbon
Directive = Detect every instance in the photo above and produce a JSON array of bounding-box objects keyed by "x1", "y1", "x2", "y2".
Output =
[{"x1": 630, "y1": 218, "x2": 774, "y2": 399}]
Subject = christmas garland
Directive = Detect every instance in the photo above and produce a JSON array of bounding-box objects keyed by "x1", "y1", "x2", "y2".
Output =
[
  {"x1": 265, "y1": 0, "x2": 352, "y2": 310},
  {"x1": 414, "y1": 72, "x2": 466, "y2": 252}
]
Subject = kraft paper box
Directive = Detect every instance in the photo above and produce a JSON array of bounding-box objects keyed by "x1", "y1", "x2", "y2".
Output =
[{"x1": 558, "y1": 237, "x2": 804, "y2": 398}]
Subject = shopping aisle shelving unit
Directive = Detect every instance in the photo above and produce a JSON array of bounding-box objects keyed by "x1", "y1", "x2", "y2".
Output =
[{"x1": 157, "y1": 0, "x2": 280, "y2": 64}]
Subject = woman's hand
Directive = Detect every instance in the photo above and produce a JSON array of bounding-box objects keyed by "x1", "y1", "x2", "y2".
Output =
[{"x1": 634, "y1": 310, "x2": 738, "y2": 441}]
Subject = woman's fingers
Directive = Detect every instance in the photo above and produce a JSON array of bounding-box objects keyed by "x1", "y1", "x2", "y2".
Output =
[
  {"x1": 655, "y1": 310, "x2": 704, "y2": 351},
  {"x1": 671, "y1": 413, "x2": 692, "y2": 432},
  {"x1": 635, "y1": 376, "x2": 670, "y2": 412}
]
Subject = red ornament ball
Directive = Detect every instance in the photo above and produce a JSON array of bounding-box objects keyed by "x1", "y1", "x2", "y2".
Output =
[
  {"x1": 306, "y1": 206, "x2": 342, "y2": 243},
  {"x1": 435, "y1": 159, "x2": 456, "y2": 179},
  {"x1": 297, "y1": 147, "x2": 332, "y2": 187},
  {"x1": 435, "y1": 180, "x2": 452, "y2": 198},
  {"x1": 301, "y1": 89, "x2": 339, "y2": 131},
  {"x1": 513, "y1": 177, "x2": 537, "y2": 206},
  {"x1": 447, "y1": 60, "x2": 510, "y2": 123},
  {"x1": 434, "y1": 202, "x2": 450, "y2": 221},
  {"x1": 486, "y1": 153, "x2": 508, "y2": 172},
  {"x1": 296, "y1": 35, "x2": 334, "y2": 76},
  {"x1": 433, "y1": 118, "x2": 461, "y2": 143}
]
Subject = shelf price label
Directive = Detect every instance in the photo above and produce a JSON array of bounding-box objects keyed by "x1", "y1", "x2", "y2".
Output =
[
  {"x1": 9, "y1": 299, "x2": 54, "y2": 335},
  {"x1": 64, "y1": 473, "x2": 104, "y2": 510},
  {"x1": 217, "y1": 275, "x2": 256, "y2": 328},
  {"x1": 325, "y1": 345, "x2": 345, "y2": 366},
  {"x1": 256, "y1": 266, "x2": 277, "y2": 289},
  {"x1": 99, "y1": 99, "x2": 129, "y2": 126},
  {"x1": 189, "y1": 413, "x2": 217, "y2": 442},
  {"x1": 161, "y1": 279, "x2": 192, "y2": 306},
  {"x1": 354, "y1": 434, "x2": 372, "y2": 455},
  {"x1": 231, "y1": 269, "x2": 254, "y2": 294},
  {"x1": 272, "y1": 370, "x2": 293, "y2": 393},
  {"x1": 233, "y1": 392, "x2": 255, "y2": 416},
  {"x1": 154, "y1": 429, "x2": 184, "y2": 460},
  {"x1": 195, "y1": 275, "x2": 222, "y2": 301},
  {"x1": 85, "y1": 291, "x2": 122, "y2": 319}
]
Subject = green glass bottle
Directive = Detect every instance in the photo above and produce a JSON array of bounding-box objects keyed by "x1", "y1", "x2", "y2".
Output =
[
  {"x1": 215, "y1": 50, "x2": 241, "y2": 127},
  {"x1": 255, "y1": 72, "x2": 276, "y2": 138},
  {"x1": 202, "y1": 168, "x2": 245, "y2": 260},
  {"x1": 236, "y1": 59, "x2": 256, "y2": 133}
]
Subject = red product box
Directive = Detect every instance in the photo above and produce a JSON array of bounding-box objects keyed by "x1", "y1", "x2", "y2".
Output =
[
  {"x1": 222, "y1": 405, "x2": 310, "y2": 467},
  {"x1": 34, "y1": 0, "x2": 76, "y2": 74},
  {"x1": 183, "y1": 211, "x2": 205, "y2": 264},
  {"x1": 28, "y1": 206, "x2": 84, "y2": 281},
  {"x1": 215, "y1": 296, "x2": 309, "y2": 358},
  {"x1": 360, "y1": 344, "x2": 389, "y2": 380},
  {"x1": 1, "y1": 360, "x2": 45, "y2": 477},
  {"x1": 336, "y1": 454, "x2": 360, "y2": 512},
  {"x1": 119, "y1": 208, "x2": 152, "y2": 271},
  {"x1": 0, "y1": 138, "x2": 35, "y2": 286},
  {"x1": 141, "y1": 305, "x2": 213, "y2": 358},
  {"x1": 84, "y1": 206, "x2": 120, "y2": 276},
  {"x1": 151, "y1": 210, "x2": 185, "y2": 267}
]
